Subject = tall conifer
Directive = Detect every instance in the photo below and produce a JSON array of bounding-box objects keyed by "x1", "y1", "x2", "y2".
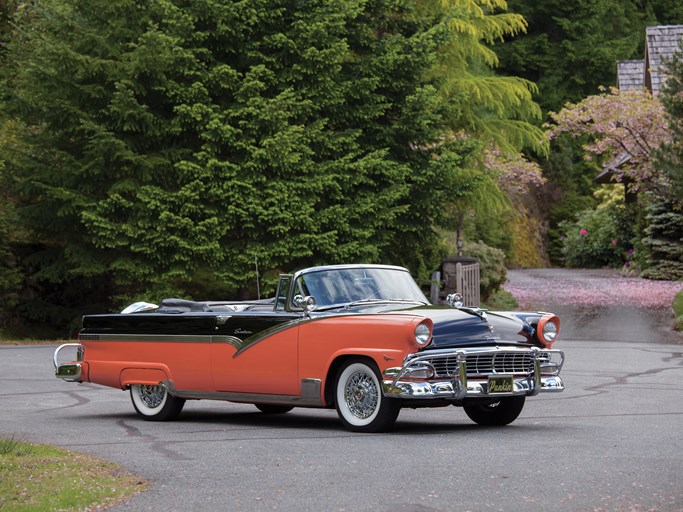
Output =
[{"x1": 1, "y1": 0, "x2": 469, "y2": 324}]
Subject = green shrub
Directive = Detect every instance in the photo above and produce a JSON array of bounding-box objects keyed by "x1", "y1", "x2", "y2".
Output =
[
  {"x1": 673, "y1": 290, "x2": 683, "y2": 331},
  {"x1": 483, "y1": 289, "x2": 518, "y2": 310},
  {"x1": 559, "y1": 203, "x2": 635, "y2": 268}
]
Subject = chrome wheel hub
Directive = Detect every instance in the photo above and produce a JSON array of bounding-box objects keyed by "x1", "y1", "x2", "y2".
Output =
[
  {"x1": 344, "y1": 372, "x2": 378, "y2": 419},
  {"x1": 138, "y1": 385, "x2": 165, "y2": 408}
]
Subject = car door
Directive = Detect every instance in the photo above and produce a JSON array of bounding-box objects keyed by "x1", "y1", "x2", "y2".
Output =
[{"x1": 210, "y1": 311, "x2": 301, "y2": 395}]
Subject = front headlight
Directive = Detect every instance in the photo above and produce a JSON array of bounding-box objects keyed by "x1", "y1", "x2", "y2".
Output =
[
  {"x1": 536, "y1": 314, "x2": 560, "y2": 347},
  {"x1": 414, "y1": 322, "x2": 432, "y2": 346}
]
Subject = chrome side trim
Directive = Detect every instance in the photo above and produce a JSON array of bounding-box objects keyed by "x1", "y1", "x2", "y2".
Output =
[
  {"x1": 77, "y1": 334, "x2": 236, "y2": 343},
  {"x1": 162, "y1": 379, "x2": 323, "y2": 407},
  {"x1": 301, "y1": 378, "x2": 322, "y2": 402},
  {"x1": 232, "y1": 319, "x2": 301, "y2": 357}
]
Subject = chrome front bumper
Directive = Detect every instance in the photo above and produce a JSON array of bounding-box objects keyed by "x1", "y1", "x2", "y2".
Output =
[{"x1": 382, "y1": 346, "x2": 564, "y2": 399}]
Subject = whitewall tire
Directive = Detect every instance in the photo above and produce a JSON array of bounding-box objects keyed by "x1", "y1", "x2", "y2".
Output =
[
  {"x1": 335, "y1": 360, "x2": 400, "y2": 433},
  {"x1": 130, "y1": 384, "x2": 185, "y2": 421}
]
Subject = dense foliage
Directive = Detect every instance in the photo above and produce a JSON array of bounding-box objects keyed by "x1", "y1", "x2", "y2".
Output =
[
  {"x1": 496, "y1": 1, "x2": 683, "y2": 271},
  {"x1": 0, "y1": 0, "x2": 560, "y2": 334},
  {"x1": 496, "y1": 0, "x2": 643, "y2": 114},
  {"x1": 548, "y1": 44, "x2": 683, "y2": 279},
  {"x1": 425, "y1": 1, "x2": 548, "y2": 261},
  {"x1": 2, "y1": 0, "x2": 682, "y2": 336},
  {"x1": 643, "y1": 43, "x2": 683, "y2": 281},
  {"x1": 0, "y1": 183, "x2": 21, "y2": 326},
  {"x1": 658, "y1": 41, "x2": 683, "y2": 201}
]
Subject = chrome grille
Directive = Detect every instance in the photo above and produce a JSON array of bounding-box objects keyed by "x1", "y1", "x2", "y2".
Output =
[{"x1": 424, "y1": 351, "x2": 537, "y2": 377}]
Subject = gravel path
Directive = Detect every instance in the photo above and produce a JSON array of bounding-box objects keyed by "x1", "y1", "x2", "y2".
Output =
[{"x1": 505, "y1": 268, "x2": 683, "y2": 344}]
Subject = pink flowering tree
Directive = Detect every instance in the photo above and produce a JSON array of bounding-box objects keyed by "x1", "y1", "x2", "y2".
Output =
[
  {"x1": 482, "y1": 145, "x2": 546, "y2": 196},
  {"x1": 546, "y1": 87, "x2": 672, "y2": 192}
]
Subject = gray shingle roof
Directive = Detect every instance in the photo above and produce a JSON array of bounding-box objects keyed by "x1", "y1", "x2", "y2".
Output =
[
  {"x1": 645, "y1": 25, "x2": 683, "y2": 95},
  {"x1": 617, "y1": 60, "x2": 644, "y2": 91}
]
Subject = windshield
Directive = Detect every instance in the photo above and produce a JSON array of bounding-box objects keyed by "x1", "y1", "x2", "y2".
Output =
[{"x1": 294, "y1": 267, "x2": 428, "y2": 307}]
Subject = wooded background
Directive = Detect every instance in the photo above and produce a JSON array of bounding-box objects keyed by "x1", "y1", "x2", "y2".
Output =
[{"x1": 1, "y1": 0, "x2": 682, "y2": 337}]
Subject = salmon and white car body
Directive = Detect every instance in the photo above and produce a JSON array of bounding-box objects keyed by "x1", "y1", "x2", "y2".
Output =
[{"x1": 54, "y1": 264, "x2": 564, "y2": 432}]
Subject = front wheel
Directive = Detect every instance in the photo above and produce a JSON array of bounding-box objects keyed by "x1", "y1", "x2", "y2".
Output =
[
  {"x1": 463, "y1": 396, "x2": 525, "y2": 426},
  {"x1": 335, "y1": 360, "x2": 400, "y2": 433},
  {"x1": 130, "y1": 384, "x2": 185, "y2": 421}
]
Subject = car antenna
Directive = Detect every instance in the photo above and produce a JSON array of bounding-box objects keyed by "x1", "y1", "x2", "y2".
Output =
[{"x1": 255, "y1": 256, "x2": 261, "y2": 300}]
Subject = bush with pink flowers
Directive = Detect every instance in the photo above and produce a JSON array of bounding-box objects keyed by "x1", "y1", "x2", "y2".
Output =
[{"x1": 559, "y1": 204, "x2": 635, "y2": 268}]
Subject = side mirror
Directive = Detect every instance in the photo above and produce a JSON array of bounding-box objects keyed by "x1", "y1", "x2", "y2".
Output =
[{"x1": 293, "y1": 294, "x2": 317, "y2": 315}]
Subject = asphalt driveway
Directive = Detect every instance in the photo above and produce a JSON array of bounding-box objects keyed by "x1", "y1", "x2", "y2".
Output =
[{"x1": 1, "y1": 268, "x2": 681, "y2": 511}]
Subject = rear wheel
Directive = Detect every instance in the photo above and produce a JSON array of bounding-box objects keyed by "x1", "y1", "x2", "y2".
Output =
[
  {"x1": 463, "y1": 396, "x2": 525, "y2": 426},
  {"x1": 335, "y1": 360, "x2": 400, "y2": 433},
  {"x1": 130, "y1": 384, "x2": 185, "y2": 421},
  {"x1": 255, "y1": 404, "x2": 294, "y2": 414}
]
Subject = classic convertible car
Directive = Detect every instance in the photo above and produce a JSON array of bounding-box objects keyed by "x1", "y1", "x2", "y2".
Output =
[{"x1": 54, "y1": 264, "x2": 564, "y2": 432}]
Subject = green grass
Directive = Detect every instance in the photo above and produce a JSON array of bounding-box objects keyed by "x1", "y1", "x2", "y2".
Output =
[
  {"x1": 0, "y1": 339, "x2": 65, "y2": 345},
  {"x1": 0, "y1": 435, "x2": 147, "y2": 511},
  {"x1": 673, "y1": 289, "x2": 683, "y2": 331}
]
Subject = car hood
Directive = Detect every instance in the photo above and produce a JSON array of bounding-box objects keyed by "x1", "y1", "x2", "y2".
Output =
[
  {"x1": 316, "y1": 303, "x2": 533, "y2": 348},
  {"x1": 411, "y1": 307, "x2": 531, "y2": 348}
]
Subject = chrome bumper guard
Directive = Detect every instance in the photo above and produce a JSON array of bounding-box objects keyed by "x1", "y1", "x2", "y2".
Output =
[
  {"x1": 53, "y1": 343, "x2": 83, "y2": 382},
  {"x1": 382, "y1": 347, "x2": 564, "y2": 399}
]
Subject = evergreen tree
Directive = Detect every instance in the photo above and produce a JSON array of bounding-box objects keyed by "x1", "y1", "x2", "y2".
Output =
[
  {"x1": 0, "y1": 161, "x2": 22, "y2": 329},
  {"x1": 433, "y1": 0, "x2": 545, "y2": 154},
  {"x1": 640, "y1": 195, "x2": 683, "y2": 280},
  {"x1": 658, "y1": 42, "x2": 683, "y2": 202},
  {"x1": 496, "y1": 0, "x2": 643, "y2": 114},
  {"x1": 420, "y1": 1, "x2": 548, "y2": 263},
  {"x1": 0, "y1": 0, "x2": 21, "y2": 330},
  {"x1": 643, "y1": 41, "x2": 683, "y2": 281},
  {"x1": 637, "y1": 0, "x2": 683, "y2": 26},
  {"x1": 1, "y1": 0, "x2": 470, "y2": 328}
]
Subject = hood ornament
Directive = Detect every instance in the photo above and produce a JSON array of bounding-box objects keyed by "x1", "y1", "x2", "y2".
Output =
[
  {"x1": 446, "y1": 293, "x2": 487, "y2": 319},
  {"x1": 446, "y1": 293, "x2": 463, "y2": 308}
]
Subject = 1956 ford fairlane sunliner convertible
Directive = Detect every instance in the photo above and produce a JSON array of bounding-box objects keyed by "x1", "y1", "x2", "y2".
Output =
[{"x1": 54, "y1": 264, "x2": 564, "y2": 432}]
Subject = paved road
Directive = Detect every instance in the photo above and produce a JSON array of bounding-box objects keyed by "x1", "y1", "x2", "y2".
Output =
[{"x1": 1, "y1": 269, "x2": 682, "y2": 511}]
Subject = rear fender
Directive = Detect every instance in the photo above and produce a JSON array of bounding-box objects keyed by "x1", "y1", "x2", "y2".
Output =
[{"x1": 119, "y1": 367, "x2": 171, "y2": 390}]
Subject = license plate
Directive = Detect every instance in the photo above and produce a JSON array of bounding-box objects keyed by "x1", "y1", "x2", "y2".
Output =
[{"x1": 488, "y1": 376, "x2": 514, "y2": 394}]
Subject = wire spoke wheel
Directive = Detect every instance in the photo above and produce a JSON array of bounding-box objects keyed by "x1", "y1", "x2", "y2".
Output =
[
  {"x1": 130, "y1": 384, "x2": 185, "y2": 421},
  {"x1": 137, "y1": 385, "x2": 166, "y2": 409},
  {"x1": 344, "y1": 371, "x2": 379, "y2": 419},
  {"x1": 335, "y1": 360, "x2": 400, "y2": 433}
]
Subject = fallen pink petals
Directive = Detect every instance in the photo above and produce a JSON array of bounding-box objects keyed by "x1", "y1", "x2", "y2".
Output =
[{"x1": 505, "y1": 270, "x2": 683, "y2": 310}]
